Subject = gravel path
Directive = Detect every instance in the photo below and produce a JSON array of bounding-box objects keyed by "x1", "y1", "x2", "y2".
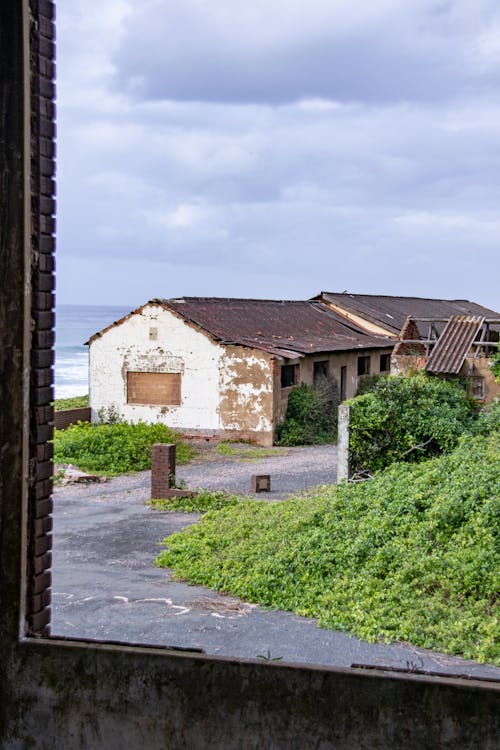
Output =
[{"x1": 51, "y1": 443, "x2": 500, "y2": 681}]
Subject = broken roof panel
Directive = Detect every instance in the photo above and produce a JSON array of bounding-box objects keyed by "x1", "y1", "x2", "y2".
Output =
[
  {"x1": 425, "y1": 315, "x2": 484, "y2": 375},
  {"x1": 159, "y1": 297, "x2": 391, "y2": 356},
  {"x1": 316, "y1": 292, "x2": 500, "y2": 335}
]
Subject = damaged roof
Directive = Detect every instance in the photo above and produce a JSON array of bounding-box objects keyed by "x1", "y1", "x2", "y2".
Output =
[
  {"x1": 88, "y1": 297, "x2": 391, "y2": 357},
  {"x1": 315, "y1": 292, "x2": 500, "y2": 335},
  {"x1": 425, "y1": 316, "x2": 485, "y2": 375},
  {"x1": 160, "y1": 298, "x2": 391, "y2": 357}
]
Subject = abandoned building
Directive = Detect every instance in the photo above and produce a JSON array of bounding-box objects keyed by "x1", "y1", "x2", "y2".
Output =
[
  {"x1": 313, "y1": 292, "x2": 500, "y2": 401},
  {"x1": 88, "y1": 297, "x2": 393, "y2": 445}
]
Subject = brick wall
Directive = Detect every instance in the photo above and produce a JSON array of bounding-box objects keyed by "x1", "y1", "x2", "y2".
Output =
[
  {"x1": 27, "y1": 0, "x2": 56, "y2": 637},
  {"x1": 54, "y1": 407, "x2": 91, "y2": 430}
]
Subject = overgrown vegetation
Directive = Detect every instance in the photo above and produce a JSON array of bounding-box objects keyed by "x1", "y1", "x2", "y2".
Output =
[
  {"x1": 149, "y1": 490, "x2": 242, "y2": 513},
  {"x1": 347, "y1": 373, "x2": 477, "y2": 474},
  {"x1": 156, "y1": 431, "x2": 500, "y2": 664},
  {"x1": 53, "y1": 394, "x2": 89, "y2": 410},
  {"x1": 277, "y1": 377, "x2": 339, "y2": 446},
  {"x1": 54, "y1": 421, "x2": 195, "y2": 476},
  {"x1": 491, "y1": 348, "x2": 500, "y2": 381},
  {"x1": 215, "y1": 442, "x2": 286, "y2": 459}
]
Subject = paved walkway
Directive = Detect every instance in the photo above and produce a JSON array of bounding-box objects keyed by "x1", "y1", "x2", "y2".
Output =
[{"x1": 51, "y1": 445, "x2": 500, "y2": 680}]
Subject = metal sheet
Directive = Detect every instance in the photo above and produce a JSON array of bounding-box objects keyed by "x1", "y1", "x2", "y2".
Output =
[{"x1": 425, "y1": 316, "x2": 484, "y2": 374}]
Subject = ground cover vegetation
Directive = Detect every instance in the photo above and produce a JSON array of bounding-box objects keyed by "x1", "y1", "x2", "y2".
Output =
[
  {"x1": 156, "y1": 430, "x2": 500, "y2": 663},
  {"x1": 149, "y1": 490, "x2": 243, "y2": 513},
  {"x1": 54, "y1": 421, "x2": 195, "y2": 475},
  {"x1": 347, "y1": 373, "x2": 477, "y2": 474},
  {"x1": 215, "y1": 442, "x2": 286, "y2": 459},
  {"x1": 277, "y1": 377, "x2": 339, "y2": 446},
  {"x1": 53, "y1": 394, "x2": 89, "y2": 410}
]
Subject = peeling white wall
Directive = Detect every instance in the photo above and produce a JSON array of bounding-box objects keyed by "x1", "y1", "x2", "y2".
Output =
[
  {"x1": 89, "y1": 304, "x2": 223, "y2": 430},
  {"x1": 89, "y1": 305, "x2": 274, "y2": 438},
  {"x1": 219, "y1": 347, "x2": 274, "y2": 433}
]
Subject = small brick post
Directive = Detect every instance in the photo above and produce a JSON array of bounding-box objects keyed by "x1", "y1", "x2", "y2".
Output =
[
  {"x1": 151, "y1": 443, "x2": 177, "y2": 499},
  {"x1": 251, "y1": 474, "x2": 271, "y2": 493}
]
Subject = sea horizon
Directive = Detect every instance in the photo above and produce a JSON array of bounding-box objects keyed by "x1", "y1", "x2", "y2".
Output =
[{"x1": 55, "y1": 304, "x2": 131, "y2": 399}]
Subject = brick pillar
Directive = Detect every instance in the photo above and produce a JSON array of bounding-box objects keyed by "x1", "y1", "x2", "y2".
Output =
[
  {"x1": 26, "y1": 0, "x2": 56, "y2": 637},
  {"x1": 151, "y1": 444, "x2": 177, "y2": 499}
]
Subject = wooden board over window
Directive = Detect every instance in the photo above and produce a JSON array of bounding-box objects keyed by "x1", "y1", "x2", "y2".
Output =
[{"x1": 127, "y1": 372, "x2": 181, "y2": 405}]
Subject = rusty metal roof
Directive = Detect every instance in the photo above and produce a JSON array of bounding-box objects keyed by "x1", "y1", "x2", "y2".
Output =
[
  {"x1": 157, "y1": 297, "x2": 392, "y2": 357},
  {"x1": 315, "y1": 292, "x2": 500, "y2": 335},
  {"x1": 425, "y1": 316, "x2": 484, "y2": 374}
]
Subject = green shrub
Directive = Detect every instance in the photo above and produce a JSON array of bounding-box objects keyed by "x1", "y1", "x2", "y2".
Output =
[
  {"x1": 277, "y1": 377, "x2": 339, "y2": 446},
  {"x1": 490, "y1": 349, "x2": 500, "y2": 381},
  {"x1": 347, "y1": 373, "x2": 477, "y2": 474},
  {"x1": 473, "y1": 398, "x2": 500, "y2": 436},
  {"x1": 54, "y1": 421, "x2": 195, "y2": 475},
  {"x1": 53, "y1": 394, "x2": 89, "y2": 410},
  {"x1": 156, "y1": 432, "x2": 500, "y2": 664}
]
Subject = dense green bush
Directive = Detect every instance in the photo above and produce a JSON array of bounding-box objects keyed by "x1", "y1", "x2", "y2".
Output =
[
  {"x1": 347, "y1": 373, "x2": 477, "y2": 474},
  {"x1": 277, "y1": 377, "x2": 339, "y2": 445},
  {"x1": 54, "y1": 421, "x2": 195, "y2": 475},
  {"x1": 491, "y1": 349, "x2": 500, "y2": 381},
  {"x1": 156, "y1": 432, "x2": 500, "y2": 664}
]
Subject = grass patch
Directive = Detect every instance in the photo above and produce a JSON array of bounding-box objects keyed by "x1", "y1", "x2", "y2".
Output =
[
  {"x1": 54, "y1": 421, "x2": 196, "y2": 476},
  {"x1": 149, "y1": 490, "x2": 243, "y2": 513},
  {"x1": 215, "y1": 442, "x2": 287, "y2": 459},
  {"x1": 156, "y1": 431, "x2": 500, "y2": 664},
  {"x1": 53, "y1": 394, "x2": 89, "y2": 410}
]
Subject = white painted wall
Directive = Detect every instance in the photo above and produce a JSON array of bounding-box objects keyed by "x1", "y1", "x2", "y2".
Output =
[{"x1": 89, "y1": 304, "x2": 223, "y2": 430}]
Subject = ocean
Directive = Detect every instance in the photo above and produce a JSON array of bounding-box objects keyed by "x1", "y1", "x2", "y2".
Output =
[{"x1": 55, "y1": 305, "x2": 130, "y2": 399}]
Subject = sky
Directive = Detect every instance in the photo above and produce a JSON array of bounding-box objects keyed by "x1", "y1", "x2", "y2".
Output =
[{"x1": 56, "y1": 1, "x2": 500, "y2": 309}]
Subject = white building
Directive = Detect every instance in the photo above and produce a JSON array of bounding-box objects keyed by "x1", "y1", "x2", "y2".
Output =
[{"x1": 88, "y1": 297, "x2": 393, "y2": 445}]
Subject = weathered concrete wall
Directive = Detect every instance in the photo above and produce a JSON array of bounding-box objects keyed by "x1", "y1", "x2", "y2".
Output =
[
  {"x1": 3, "y1": 640, "x2": 499, "y2": 750},
  {"x1": 219, "y1": 345, "x2": 274, "y2": 444},
  {"x1": 1, "y1": 4, "x2": 500, "y2": 749},
  {"x1": 274, "y1": 348, "x2": 394, "y2": 430},
  {"x1": 461, "y1": 356, "x2": 500, "y2": 403}
]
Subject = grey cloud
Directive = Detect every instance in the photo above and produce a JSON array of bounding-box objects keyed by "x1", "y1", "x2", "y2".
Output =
[{"x1": 109, "y1": 1, "x2": 500, "y2": 104}]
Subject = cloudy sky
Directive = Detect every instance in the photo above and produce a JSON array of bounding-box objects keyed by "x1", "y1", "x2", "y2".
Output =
[{"x1": 56, "y1": 1, "x2": 500, "y2": 309}]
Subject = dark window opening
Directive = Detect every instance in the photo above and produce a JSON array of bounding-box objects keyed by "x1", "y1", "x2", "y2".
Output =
[
  {"x1": 379, "y1": 353, "x2": 391, "y2": 372},
  {"x1": 357, "y1": 355, "x2": 371, "y2": 376},
  {"x1": 340, "y1": 366, "x2": 347, "y2": 401},
  {"x1": 281, "y1": 364, "x2": 299, "y2": 388},
  {"x1": 313, "y1": 360, "x2": 329, "y2": 384}
]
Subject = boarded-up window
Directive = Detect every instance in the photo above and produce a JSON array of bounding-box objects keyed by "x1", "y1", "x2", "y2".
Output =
[{"x1": 127, "y1": 372, "x2": 181, "y2": 405}]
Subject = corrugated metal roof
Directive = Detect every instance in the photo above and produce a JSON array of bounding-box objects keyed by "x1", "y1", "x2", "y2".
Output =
[
  {"x1": 158, "y1": 297, "x2": 391, "y2": 356},
  {"x1": 316, "y1": 292, "x2": 500, "y2": 335},
  {"x1": 425, "y1": 316, "x2": 484, "y2": 374}
]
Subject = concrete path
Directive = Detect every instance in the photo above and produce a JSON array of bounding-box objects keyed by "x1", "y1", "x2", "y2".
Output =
[{"x1": 51, "y1": 445, "x2": 500, "y2": 680}]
